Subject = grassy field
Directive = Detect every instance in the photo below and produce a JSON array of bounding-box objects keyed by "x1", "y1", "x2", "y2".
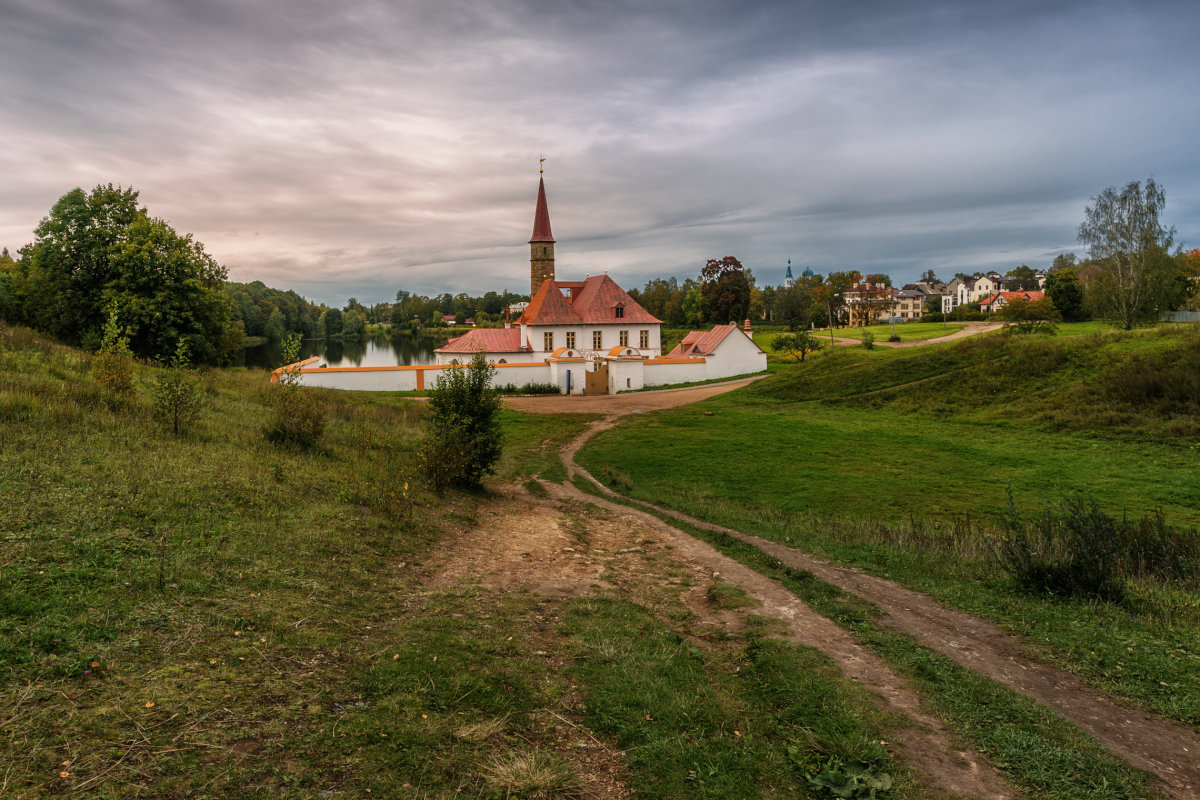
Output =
[
  {"x1": 578, "y1": 323, "x2": 1200, "y2": 729},
  {"x1": 1, "y1": 323, "x2": 918, "y2": 798},
  {"x1": 797, "y1": 321, "x2": 965, "y2": 343}
]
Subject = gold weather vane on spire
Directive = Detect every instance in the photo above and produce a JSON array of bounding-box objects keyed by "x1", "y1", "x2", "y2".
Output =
[{"x1": 539, "y1": 156, "x2": 545, "y2": 174}]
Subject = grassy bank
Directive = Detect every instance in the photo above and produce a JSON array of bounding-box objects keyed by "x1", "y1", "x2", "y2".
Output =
[
  {"x1": 577, "y1": 324, "x2": 1200, "y2": 728},
  {"x1": 1, "y1": 323, "x2": 914, "y2": 798}
]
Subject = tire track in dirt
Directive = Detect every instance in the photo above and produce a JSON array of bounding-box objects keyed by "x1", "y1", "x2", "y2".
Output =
[
  {"x1": 542, "y1": 479, "x2": 1015, "y2": 800},
  {"x1": 562, "y1": 418, "x2": 1200, "y2": 799}
]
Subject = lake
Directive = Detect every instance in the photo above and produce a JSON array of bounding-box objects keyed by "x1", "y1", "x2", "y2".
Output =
[{"x1": 237, "y1": 332, "x2": 446, "y2": 369}]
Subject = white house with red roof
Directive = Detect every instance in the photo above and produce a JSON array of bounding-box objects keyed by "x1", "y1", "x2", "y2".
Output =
[
  {"x1": 667, "y1": 324, "x2": 766, "y2": 381},
  {"x1": 979, "y1": 290, "x2": 1044, "y2": 313},
  {"x1": 280, "y1": 176, "x2": 766, "y2": 395}
]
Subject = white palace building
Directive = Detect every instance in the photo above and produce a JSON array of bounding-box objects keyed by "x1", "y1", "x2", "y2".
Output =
[{"x1": 276, "y1": 176, "x2": 765, "y2": 395}]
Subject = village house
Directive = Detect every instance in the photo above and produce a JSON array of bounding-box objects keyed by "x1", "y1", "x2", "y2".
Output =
[
  {"x1": 845, "y1": 280, "x2": 926, "y2": 325},
  {"x1": 979, "y1": 290, "x2": 1045, "y2": 313}
]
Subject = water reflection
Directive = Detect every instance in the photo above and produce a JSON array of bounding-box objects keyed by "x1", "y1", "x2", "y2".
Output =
[{"x1": 237, "y1": 331, "x2": 443, "y2": 369}]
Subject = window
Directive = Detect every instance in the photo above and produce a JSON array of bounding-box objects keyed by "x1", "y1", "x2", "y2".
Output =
[
  {"x1": 619, "y1": 330, "x2": 628, "y2": 347},
  {"x1": 614, "y1": 305, "x2": 625, "y2": 318},
  {"x1": 565, "y1": 331, "x2": 576, "y2": 349},
  {"x1": 639, "y1": 329, "x2": 649, "y2": 349},
  {"x1": 592, "y1": 330, "x2": 602, "y2": 349},
  {"x1": 543, "y1": 332, "x2": 553, "y2": 351}
]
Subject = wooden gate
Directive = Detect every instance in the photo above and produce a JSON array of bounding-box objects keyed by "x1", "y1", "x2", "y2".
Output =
[{"x1": 585, "y1": 362, "x2": 609, "y2": 395}]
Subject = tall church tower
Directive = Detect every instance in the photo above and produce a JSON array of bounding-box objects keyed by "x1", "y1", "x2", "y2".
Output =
[{"x1": 529, "y1": 176, "x2": 556, "y2": 296}]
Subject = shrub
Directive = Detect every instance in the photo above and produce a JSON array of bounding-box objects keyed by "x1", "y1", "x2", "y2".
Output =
[
  {"x1": 264, "y1": 334, "x2": 326, "y2": 449},
  {"x1": 860, "y1": 332, "x2": 875, "y2": 350},
  {"x1": 93, "y1": 308, "x2": 134, "y2": 395},
  {"x1": 419, "y1": 350, "x2": 503, "y2": 491},
  {"x1": 992, "y1": 493, "x2": 1200, "y2": 601},
  {"x1": 152, "y1": 338, "x2": 202, "y2": 435},
  {"x1": 771, "y1": 332, "x2": 822, "y2": 362}
]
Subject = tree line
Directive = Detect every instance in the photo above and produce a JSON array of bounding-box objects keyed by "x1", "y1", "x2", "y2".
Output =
[
  {"x1": 0, "y1": 185, "x2": 536, "y2": 364},
  {"x1": 3, "y1": 179, "x2": 1194, "y2": 363}
]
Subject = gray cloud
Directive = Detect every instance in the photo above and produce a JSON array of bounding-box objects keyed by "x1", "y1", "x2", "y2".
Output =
[{"x1": 1, "y1": 0, "x2": 1197, "y2": 303}]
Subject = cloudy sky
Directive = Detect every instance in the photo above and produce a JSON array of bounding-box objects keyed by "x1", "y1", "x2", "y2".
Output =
[{"x1": 2, "y1": 0, "x2": 1197, "y2": 305}]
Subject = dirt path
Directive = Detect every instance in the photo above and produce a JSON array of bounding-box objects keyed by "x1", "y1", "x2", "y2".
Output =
[
  {"x1": 815, "y1": 321, "x2": 1005, "y2": 348},
  {"x1": 427, "y1": 479, "x2": 1014, "y2": 798},
  {"x1": 543, "y1": 479, "x2": 1015, "y2": 799},
  {"x1": 562, "y1": 417, "x2": 1200, "y2": 800},
  {"x1": 501, "y1": 376, "x2": 763, "y2": 415}
]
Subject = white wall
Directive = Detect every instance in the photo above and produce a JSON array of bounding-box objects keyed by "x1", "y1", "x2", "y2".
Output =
[
  {"x1": 643, "y1": 359, "x2": 707, "y2": 386},
  {"x1": 704, "y1": 331, "x2": 767, "y2": 380},
  {"x1": 293, "y1": 363, "x2": 553, "y2": 392},
  {"x1": 608, "y1": 359, "x2": 644, "y2": 392}
]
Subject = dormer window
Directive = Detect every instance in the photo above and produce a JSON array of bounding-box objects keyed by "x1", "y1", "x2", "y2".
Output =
[{"x1": 614, "y1": 303, "x2": 625, "y2": 319}]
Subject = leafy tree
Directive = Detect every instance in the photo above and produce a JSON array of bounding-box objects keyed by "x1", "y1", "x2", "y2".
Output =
[
  {"x1": 341, "y1": 309, "x2": 366, "y2": 340},
  {"x1": 263, "y1": 307, "x2": 286, "y2": 343},
  {"x1": 323, "y1": 307, "x2": 344, "y2": 337},
  {"x1": 770, "y1": 332, "x2": 822, "y2": 362},
  {"x1": 420, "y1": 350, "x2": 503, "y2": 491},
  {"x1": 1179, "y1": 249, "x2": 1200, "y2": 311},
  {"x1": 0, "y1": 248, "x2": 15, "y2": 322},
  {"x1": 1000, "y1": 296, "x2": 1061, "y2": 334},
  {"x1": 14, "y1": 185, "x2": 233, "y2": 362},
  {"x1": 1051, "y1": 252, "x2": 1078, "y2": 272},
  {"x1": 775, "y1": 284, "x2": 814, "y2": 330},
  {"x1": 1005, "y1": 264, "x2": 1041, "y2": 291},
  {"x1": 153, "y1": 339, "x2": 203, "y2": 435},
  {"x1": 920, "y1": 269, "x2": 941, "y2": 284},
  {"x1": 682, "y1": 284, "x2": 704, "y2": 327},
  {"x1": 104, "y1": 215, "x2": 232, "y2": 363},
  {"x1": 1078, "y1": 178, "x2": 1177, "y2": 330},
  {"x1": 1044, "y1": 269, "x2": 1088, "y2": 322},
  {"x1": 15, "y1": 185, "x2": 142, "y2": 344},
  {"x1": 699, "y1": 256, "x2": 751, "y2": 324}
]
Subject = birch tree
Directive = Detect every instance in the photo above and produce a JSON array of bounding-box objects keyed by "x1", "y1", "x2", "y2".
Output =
[{"x1": 1078, "y1": 179, "x2": 1176, "y2": 330}]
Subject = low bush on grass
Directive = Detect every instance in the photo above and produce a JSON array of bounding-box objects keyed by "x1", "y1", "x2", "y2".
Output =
[
  {"x1": 420, "y1": 350, "x2": 503, "y2": 491},
  {"x1": 860, "y1": 332, "x2": 875, "y2": 350},
  {"x1": 994, "y1": 494, "x2": 1200, "y2": 602},
  {"x1": 263, "y1": 333, "x2": 326, "y2": 449},
  {"x1": 152, "y1": 338, "x2": 202, "y2": 435},
  {"x1": 92, "y1": 307, "x2": 134, "y2": 396}
]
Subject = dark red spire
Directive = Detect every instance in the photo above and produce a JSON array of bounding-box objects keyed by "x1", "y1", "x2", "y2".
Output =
[{"x1": 529, "y1": 177, "x2": 555, "y2": 243}]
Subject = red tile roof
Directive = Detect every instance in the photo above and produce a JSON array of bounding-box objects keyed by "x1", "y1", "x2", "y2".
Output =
[
  {"x1": 666, "y1": 324, "x2": 749, "y2": 357},
  {"x1": 435, "y1": 327, "x2": 529, "y2": 354},
  {"x1": 529, "y1": 177, "x2": 555, "y2": 243},
  {"x1": 980, "y1": 290, "x2": 1044, "y2": 308},
  {"x1": 518, "y1": 274, "x2": 661, "y2": 325},
  {"x1": 519, "y1": 278, "x2": 583, "y2": 325}
]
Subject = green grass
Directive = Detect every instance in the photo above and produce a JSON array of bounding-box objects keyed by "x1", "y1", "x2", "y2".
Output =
[
  {"x1": 0, "y1": 324, "x2": 584, "y2": 796},
  {"x1": 577, "y1": 324, "x2": 1200, "y2": 730},
  {"x1": 573, "y1": 484, "x2": 1165, "y2": 799},
  {"x1": 797, "y1": 322, "x2": 965, "y2": 343},
  {"x1": 0, "y1": 323, "x2": 922, "y2": 798},
  {"x1": 560, "y1": 595, "x2": 906, "y2": 799}
]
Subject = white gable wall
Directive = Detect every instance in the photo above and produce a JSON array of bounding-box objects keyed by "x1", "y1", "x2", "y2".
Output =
[{"x1": 705, "y1": 330, "x2": 767, "y2": 380}]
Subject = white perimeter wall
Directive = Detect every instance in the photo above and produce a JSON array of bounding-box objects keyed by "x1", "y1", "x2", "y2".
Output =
[
  {"x1": 643, "y1": 359, "x2": 707, "y2": 386},
  {"x1": 292, "y1": 363, "x2": 552, "y2": 392}
]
